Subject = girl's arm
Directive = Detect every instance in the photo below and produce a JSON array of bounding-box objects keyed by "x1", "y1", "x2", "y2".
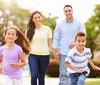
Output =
[
  {"x1": 10, "y1": 52, "x2": 27, "y2": 68},
  {"x1": 65, "y1": 62, "x2": 84, "y2": 73},
  {"x1": 0, "y1": 56, "x2": 2, "y2": 73}
]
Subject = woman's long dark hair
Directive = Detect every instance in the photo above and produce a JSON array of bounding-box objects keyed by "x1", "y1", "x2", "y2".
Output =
[
  {"x1": 3, "y1": 26, "x2": 30, "y2": 55},
  {"x1": 26, "y1": 11, "x2": 41, "y2": 41}
]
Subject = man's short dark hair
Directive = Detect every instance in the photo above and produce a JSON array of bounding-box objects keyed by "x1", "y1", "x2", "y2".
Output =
[{"x1": 63, "y1": 5, "x2": 73, "y2": 10}]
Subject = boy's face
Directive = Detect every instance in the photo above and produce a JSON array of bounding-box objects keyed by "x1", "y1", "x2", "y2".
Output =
[{"x1": 75, "y1": 36, "x2": 86, "y2": 50}]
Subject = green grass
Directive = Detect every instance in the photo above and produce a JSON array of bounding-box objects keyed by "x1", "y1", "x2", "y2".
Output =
[{"x1": 85, "y1": 81, "x2": 100, "y2": 85}]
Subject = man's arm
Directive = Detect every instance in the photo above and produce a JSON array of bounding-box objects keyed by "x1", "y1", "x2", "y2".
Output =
[{"x1": 52, "y1": 24, "x2": 60, "y2": 59}]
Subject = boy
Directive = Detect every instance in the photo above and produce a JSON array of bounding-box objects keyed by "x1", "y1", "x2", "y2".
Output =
[{"x1": 65, "y1": 32, "x2": 100, "y2": 85}]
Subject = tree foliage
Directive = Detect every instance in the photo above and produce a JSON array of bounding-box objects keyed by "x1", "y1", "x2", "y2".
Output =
[
  {"x1": 0, "y1": 0, "x2": 30, "y2": 39},
  {"x1": 85, "y1": 4, "x2": 100, "y2": 57},
  {"x1": 0, "y1": 0, "x2": 57, "y2": 40},
  {"x1": 42, "y1": 13, "x2": 58, "y2": 33}
]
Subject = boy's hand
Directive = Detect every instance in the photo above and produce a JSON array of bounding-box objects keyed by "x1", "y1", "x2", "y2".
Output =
[
  {"x1": 76, "y1": 69, "x2": 85, "y2": 73},
  {"x1": 93, "y1": 65, "x2": 100, "y2": 71}
]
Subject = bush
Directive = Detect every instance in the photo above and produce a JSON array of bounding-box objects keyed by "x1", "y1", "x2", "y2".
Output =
[{"x1": 46, "y1": 59, "x2": 59, "y2": 77}]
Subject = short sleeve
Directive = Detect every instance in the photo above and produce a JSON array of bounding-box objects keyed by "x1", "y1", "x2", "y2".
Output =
[
  {"x1": 0, "y1": 48, "x2": 2, "y2": 56},
  {"x1": 86, "y1": 48, "x2": 92, "y2": 58},
  {"x1": 65, "y1": 49, "x2": 74, "y2": 63},
  {"x1": 47, "y1": 27, "x2": 52, "y2": 38},
  {"x1": 18, "y1": 46, "x2": 23, "y2": 54},
  {"x1": 0, "y1": 46, "x2": 4, "y2": 56}
]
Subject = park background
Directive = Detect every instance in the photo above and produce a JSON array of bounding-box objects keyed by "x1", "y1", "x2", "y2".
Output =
[{"x1": 0, "y1": 0, "x2": 100, "y2": 85}]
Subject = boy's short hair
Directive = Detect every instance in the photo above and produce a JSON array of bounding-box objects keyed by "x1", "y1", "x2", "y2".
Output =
[{"x1": 75, "y1": 32, "x2": 86, "y2": 40}]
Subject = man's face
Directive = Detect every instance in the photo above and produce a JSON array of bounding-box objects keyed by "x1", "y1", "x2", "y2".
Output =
[{"x1": 64, "y1": 7, "x2": 73, "y2": 19}]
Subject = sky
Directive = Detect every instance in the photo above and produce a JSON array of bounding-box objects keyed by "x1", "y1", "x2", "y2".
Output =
[{"x1": 16, "y1": 0, "x2": 100, "y2": 23}]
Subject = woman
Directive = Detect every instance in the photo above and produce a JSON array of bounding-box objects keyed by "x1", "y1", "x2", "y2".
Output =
[{"x1": 26, "y1": 11, "x2": 52, "y2": 85}]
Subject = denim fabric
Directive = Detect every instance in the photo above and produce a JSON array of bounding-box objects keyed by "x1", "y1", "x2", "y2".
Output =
[
  {"x1": 68, "y1": 72, "x2": 87, "y2": 85},
  {"x1": 59, "y1": 54, "x2": 68, "y2": 85},
  {"x1": 28, "y1": 54, "x2": 50, "y2": 85}
]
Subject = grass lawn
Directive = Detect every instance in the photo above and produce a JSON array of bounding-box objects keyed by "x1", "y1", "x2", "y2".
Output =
[
  {"x1": 0, "y1": 81, "x2": 100, "y2": 85},
  {"x1": 85, "y1": 81, "x2": 100, "y2": 85}
]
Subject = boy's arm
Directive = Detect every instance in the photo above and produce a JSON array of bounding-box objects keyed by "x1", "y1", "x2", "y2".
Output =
[
  {"x1": 88, "y1": 58, "x2": 99, "y2": 71},
  {"x1": 65, "y1": 62, "x2": 84, "y2": 73},
  {"x1": 88, "y1": 58, "x2": 94, "y2": 67}
]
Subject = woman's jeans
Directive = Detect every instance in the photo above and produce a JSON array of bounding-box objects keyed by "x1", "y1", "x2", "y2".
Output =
[
  {"x1": 28, "y1": 54, "x2": 50, "y2": 85},
  {"x1": 68, "y1": 72, "x2": 87, "y2": 85}
]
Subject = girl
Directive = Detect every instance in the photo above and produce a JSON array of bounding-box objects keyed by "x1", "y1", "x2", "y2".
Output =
[{"x1": 0, "y1": 26, "x2": 30, "y2": 85}]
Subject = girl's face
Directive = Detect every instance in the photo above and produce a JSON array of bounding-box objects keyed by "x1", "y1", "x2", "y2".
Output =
[
  {"x1": 32, "y1": 13, "x2": 42, "y2": 26},
  {"x1": 75, "y1": 36, "x2": 86, "y2": 50},
  {"x1": 5, "y1": 28, "x2": 18, "y2": 43}
]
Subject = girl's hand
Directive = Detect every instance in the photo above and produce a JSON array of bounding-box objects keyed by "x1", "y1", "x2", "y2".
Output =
[{"x1": 10, "y1": 63, "x2": 19, "y2": 68}]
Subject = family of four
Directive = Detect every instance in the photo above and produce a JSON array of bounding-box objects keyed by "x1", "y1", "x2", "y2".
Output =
[{"x1": 0, "y1": 4, "x2": 100, "y2": 85}]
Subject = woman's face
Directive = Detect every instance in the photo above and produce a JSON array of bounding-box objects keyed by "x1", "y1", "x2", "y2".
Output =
[{"x1": 32, "y1": 13, "x2": 42, "y2": 25}]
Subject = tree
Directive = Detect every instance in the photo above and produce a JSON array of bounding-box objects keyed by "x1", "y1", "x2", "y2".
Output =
[
  {"x1": 0, "y1": 0, "x2": 30, "y2": 39},
  {"x1": 0, "y1": 0, "x2": 57, "y2": 40},
  {"x1": 42, "y1": 13, "x2": 58, "y2": 33},
  {"x1": 85, "y1": 4, "x2": 100, "y2": 58}
]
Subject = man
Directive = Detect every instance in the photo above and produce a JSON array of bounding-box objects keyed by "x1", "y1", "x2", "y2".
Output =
[{"x1": 52, "y1": 5, "x2": 86, "y2": 85}]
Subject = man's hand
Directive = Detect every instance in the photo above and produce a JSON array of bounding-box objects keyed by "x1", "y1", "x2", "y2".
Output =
[{"x1": 69, "y1": 43, "x2": 75, "y2": 49}]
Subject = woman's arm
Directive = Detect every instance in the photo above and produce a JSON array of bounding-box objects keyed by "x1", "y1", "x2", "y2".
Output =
[{"x1": 48, "y1": 38, "x2": 52, "y2": 51}]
